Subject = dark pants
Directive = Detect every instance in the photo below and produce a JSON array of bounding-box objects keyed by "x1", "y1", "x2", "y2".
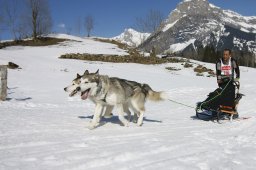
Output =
[
  {"x1": 202, "y1": 81, "x2": 236, "y2": 111},
  {"x1": 219, "y1": 82, "x2": 235, "y2": 107}
]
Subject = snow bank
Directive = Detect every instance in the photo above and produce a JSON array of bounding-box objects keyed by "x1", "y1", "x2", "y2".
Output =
[{"x1": 0, "y1": 34, "x2": 256, "y2": 170}]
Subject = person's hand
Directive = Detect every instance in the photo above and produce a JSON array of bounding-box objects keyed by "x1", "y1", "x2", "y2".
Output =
[{"x1": 234, "y1": 78, "x2": 240, "y2": 82}]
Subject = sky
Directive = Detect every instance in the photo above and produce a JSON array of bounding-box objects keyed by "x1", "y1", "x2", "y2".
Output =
[{"x1": 1, "y1": 0, "x2": 256, "y2": 40}]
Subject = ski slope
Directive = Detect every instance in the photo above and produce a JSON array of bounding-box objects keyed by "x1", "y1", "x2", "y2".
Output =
[{"x1": 0, "y1": 35, "x2": 256, "y2": 170}]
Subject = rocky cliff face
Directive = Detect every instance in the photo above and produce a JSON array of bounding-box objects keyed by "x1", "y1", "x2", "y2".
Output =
[{"x1": 139, "y1": 0, "x2": 256, "y2": 66}]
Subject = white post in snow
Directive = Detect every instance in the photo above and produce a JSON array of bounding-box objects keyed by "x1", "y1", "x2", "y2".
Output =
[{"x1": 0, "y1": 65, "x2": 7, "y2": 101}]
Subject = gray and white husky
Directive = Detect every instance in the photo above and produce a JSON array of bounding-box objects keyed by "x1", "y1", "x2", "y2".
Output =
[{"x1": 64, "y1": 69, "x2": 167, "y2": 129}]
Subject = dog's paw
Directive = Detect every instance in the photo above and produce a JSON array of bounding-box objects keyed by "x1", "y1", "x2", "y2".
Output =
[
  {"x1": 88, "y1": 125, "x2": 95, "y2": 130},
  {"x1": 88, "y1": 122, "x2": 98, "y2": 130},
  {"x1": 132, "y1": 114, "x2": 138, "y2": 123},
  {"x1": 124, "y1": 122, "x2": 129, "y2": 127},
  {"x1": 120, "y1": 121, "x2": 129, "y2": 127},
  {"x1": 132, "y1": 118, "x2": 138, "y2": 123},
  {"x1": 137, "y1": 121, "x2": 143, "y2": 126},
  {"x1": 103, "y1": 113, "x2": 113, "y2": 119}
]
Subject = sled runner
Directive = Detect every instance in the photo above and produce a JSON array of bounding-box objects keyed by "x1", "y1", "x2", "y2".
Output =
[{"x1": 196, "y1": 79, "x2": 244, "y2": 123}]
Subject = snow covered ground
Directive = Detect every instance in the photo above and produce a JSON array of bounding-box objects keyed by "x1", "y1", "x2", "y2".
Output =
[{"x1": 0, "y1": 35, "x2": 256, "y2": 170}]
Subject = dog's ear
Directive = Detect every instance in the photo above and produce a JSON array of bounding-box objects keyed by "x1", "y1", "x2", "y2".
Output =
[
  {"x1": 95, "y1": 69, "x2": 99, "y2": 75},
  {"x1": 84, "y1": 70, "x2": 89, "y2": 75},
  {"x1": 77, "y1": 73, "x2": 81, "y2": 78},
  {"x1": 94, "y1": 75, "x2": 100, "y2": 84}
]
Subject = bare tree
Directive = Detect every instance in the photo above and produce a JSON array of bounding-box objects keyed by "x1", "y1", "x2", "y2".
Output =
[
  {"x1": 17, "y1": 18, "x2": 30, "y2": 39},
  {"x1": 84, "y1": 15, "x2": 94, "y2": 37},
  {"x1": 66, "y1": 26, "x2": 72, "y2": 35},
  {"x1": 138, "y1": 33, "x2": 149, "y2": 46},
  {"x1": 0, "y1": 3, "x2": 3, "y2": 39},
  {"x1": 135, "y1": 9, "x2": 164, "y2": 33},
  {"x1": 0, "y1": 15, "x2": 2, "y2": 27},
  {"x1": 0, "y1": 0, "x2": 29, "y2": 40},
  {"x1": 0, "y1": 0, "x2": 4, "y2": 33},
  {"x1": 0, "y1": 14, "x2": 2, "y2": 25},
  {"x1": 25, "y1": 0, "x2": 52, "y2": 40},
  {"x1": 2, "y1": 0, "x2": 20, "y2": 40},
  {"x1": 0, "y1": 14, "x2": 3, "y2": 38},
  {"x1": 0, "y1": 16, "x2": 2, "y2": 40},
  {"x1": 75, "y1": 16, "x2": 82, "y2": 36}
]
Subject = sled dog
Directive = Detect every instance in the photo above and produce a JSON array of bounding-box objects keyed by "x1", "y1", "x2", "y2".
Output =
[
  {"x1": 64, "y1": 69, "x2": 167, "y2": 129},
  {"x1": 64, "y1": 72, "x2": 132, "y2": 121}
]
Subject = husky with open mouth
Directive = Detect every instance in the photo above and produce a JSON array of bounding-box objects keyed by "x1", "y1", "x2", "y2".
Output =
[
  {"x1": 64, "y1": 69, "x2": 167, "y2": 129},
  {"x1": 64, "y1": 71, "x2": 131, "y2": 121}
]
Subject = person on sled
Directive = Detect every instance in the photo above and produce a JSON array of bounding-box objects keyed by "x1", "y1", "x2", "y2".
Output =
[
  {"x1": 196, "y1": 48, "x2": 242, "y2": 121},
  {"x1": 214, "y1": 48, "x2": 241, "y2": 119},
  {"x1": 216, "y1": 48, "x2": 240, "y2": 87}
]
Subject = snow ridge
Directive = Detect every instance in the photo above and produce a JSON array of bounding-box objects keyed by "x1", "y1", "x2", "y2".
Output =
[{"x1": 112, "y1": 28, "x2": 150, "y2": 47}]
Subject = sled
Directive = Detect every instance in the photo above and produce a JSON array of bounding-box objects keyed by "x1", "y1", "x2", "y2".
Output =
[{"x1": 196, "y1": 80, "x2": 244, "y2": 123}]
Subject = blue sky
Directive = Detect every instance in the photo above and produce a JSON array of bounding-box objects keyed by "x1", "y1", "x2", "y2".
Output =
[
  {"x1": 1, "y1": 0, "x2": 256, "y2": 40},
  {"x1": 49, "y1": 0, "x2": 256, "y2": 38},
  {"x1": 50, "y1": 0, "x2": 180, "y2": 37}
]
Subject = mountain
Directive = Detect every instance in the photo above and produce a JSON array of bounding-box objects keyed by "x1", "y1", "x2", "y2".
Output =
[
  {"x1": 112, "y1": 28, "x2": 150, "y2": 47},
  {"x1": 139, "y1": 0, "x2": 256, "y2": 67}
]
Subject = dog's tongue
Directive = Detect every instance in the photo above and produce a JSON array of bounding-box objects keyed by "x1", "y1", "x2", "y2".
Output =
[{"x1": 81, "y1": 91, "x2": 89, "y2": 100}]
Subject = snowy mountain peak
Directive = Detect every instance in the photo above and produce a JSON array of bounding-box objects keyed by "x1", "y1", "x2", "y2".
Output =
[
  {"x1": 112, "y1": 28, "x2": 150, "y2": 47},
  {"x1": 181, "y1": 0, "x2": 208, "y2": 4},
  {"x1": 166, "y1": 0, "x2": 217, "y2": 24},
  {"x1": 178, "y1": 0, "x2": 211, "y2": 13},
  {"x1": 163, "y1": 0, "x2": 218, "y2": 31},
  {"x1": 164, "y1": 0, "x2": 256, "y2": 34},
  {"x1": 140, "y1": 0, "x2": 256, "y2": 67}
]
